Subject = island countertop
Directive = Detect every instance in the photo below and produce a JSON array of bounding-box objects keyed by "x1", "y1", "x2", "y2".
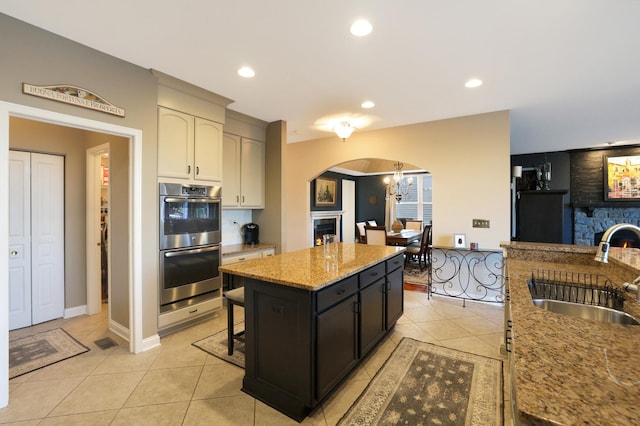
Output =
[
  {"x1": 218, "y1": 242, "x2": 404, "y2": 291},
  {"x1": 501, "y1": 242, "x2": 640, "y2": 425}
]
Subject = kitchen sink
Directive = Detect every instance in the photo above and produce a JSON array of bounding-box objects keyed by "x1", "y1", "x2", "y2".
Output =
[{"x1": 532, "y1": 299, "x2": 640, "y2": 326}]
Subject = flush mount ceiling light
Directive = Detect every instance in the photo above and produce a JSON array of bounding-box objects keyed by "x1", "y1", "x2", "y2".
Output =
[
  {"x1": 465, "y1": 78, "x2": 483, "y2": 88},
  {"x1": 334, "y1": 122, "x2": 355, "y2": 141},
  {"x1": 350, "y1": 19, "x2": 373, "y2": 36},
  {"x1": 361, "y1": 100, "x2": 375, "y2": 109},
  {"x1": 237, "y1": 66, "x2": 255, "y2": 78}
]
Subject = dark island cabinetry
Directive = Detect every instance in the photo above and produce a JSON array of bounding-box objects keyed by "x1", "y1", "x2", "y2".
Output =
[{"x1": 241, "y1": 253, "x2": 404, "y2": 421}]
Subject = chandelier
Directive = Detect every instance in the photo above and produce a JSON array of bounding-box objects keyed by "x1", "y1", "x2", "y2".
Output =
[{"x1": 384, "y1": 162, "x2": 413, "y2": 203}]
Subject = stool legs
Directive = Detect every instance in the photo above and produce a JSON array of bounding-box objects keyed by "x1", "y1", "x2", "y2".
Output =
[{"x1": 227, "y1": 301, "x2": 235, "y2": 356}]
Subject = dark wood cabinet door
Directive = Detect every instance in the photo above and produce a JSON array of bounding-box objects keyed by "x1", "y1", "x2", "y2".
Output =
[
  {"x1": 316, "y1": 294, "x2": 358, "y2": 400},
  {"x1": 359, "y1": 278, "x2": 386, "y2": 357},
  {"x1": 386, "y1": 267, "x2": 404, "y2": 329}
]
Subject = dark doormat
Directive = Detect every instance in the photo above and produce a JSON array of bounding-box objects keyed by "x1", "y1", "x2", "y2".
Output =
[{"x1": 94, "y1": 337, "x2": 118, "y2": 350}]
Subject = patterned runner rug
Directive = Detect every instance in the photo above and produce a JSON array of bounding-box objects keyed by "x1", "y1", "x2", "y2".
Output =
[
  {"x1": 404, "y1": 262, "x2": 431, "y2": 286},
  {"x1": 339, "y1": 338, "x2": 503, "y2": 425},
  {"x1": 192, "y1": 324, "x2": 245, "y2": 368},
  {"x1": 9, "y1": 328, "x2": 90, "y2": 379}
]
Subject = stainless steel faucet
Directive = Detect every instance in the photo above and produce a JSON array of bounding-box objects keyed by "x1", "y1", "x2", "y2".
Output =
[{"x1": 594, "y1": 223, "x2": 640, "y2": 303}]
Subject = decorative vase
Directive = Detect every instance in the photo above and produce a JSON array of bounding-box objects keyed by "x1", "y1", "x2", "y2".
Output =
[{"x1": 391, "y1": 220, "x2": 403, "y2": 232}]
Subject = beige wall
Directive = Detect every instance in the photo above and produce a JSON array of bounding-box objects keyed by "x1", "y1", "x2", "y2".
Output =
[
  {"x1": 0, "y1": 13, "x2": 159, "y2": 338},
  {"x1": 284, "y1": 111, "x2": 511, "y2": 252},
  {"x1": 254, "y1": 120, "x2": 285, "y2": 253}
]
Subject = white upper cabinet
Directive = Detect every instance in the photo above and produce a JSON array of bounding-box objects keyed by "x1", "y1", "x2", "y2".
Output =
[
  {"x1": 158, "y1": 107, "x2": 192, "y2": 180},
  {"x1": 222, "y1": 133, "x2": 241, "y2": 206},
  {"x1": 223, "y1": 133, "x2": 265, "y2": 208},
  {"x1": 158, "y1": 106, "x2": 222, "y2": 183},
  {"x1": 194, "y1": 117, "x2": 223, "y2": 182},
  {"x1": 240, "y1": 137, "x2": 265, "y2": 208}
]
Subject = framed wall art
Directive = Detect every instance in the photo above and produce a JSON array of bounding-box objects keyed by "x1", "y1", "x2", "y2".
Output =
[
  {"x1": 604, "y1": 155, "x2": 640, "y2": 201},
  {"x1": 314, "y1": 177, "x2": 337, "y2": 207},
  {"x1": 453, "y1": 233, "x2": 466, "y2": 248}
]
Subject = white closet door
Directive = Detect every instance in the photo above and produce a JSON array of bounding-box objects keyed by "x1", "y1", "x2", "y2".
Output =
[
  {"x1": 30, "y1": 153, "x2": 65, "y2": 325},
  {"x1": 8, "y1": 151, "x2": 32, "y2": 330}
]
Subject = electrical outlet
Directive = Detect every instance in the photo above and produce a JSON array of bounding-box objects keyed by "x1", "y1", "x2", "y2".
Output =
[{"x1": 472, "y1": 219, "x2": 490, "y2": 228}]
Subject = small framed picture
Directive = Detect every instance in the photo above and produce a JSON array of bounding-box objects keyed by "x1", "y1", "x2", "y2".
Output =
[
  {"x1": 453, "y1": 233, "x2": 466, "y2": 248},
  {"x1": 314, "y1": 177, "x2": 337, "y2": 207}
]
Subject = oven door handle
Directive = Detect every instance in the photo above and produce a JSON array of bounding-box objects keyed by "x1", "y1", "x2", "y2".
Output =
[
  {"x1": 163, "y1": 197, "x2": 220, "y2": 204},
  {"x1": 163, "y1": 245, "x2": 220, "y2": 258}
]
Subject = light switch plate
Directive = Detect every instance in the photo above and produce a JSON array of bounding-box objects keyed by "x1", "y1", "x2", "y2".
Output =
[{"x1": 472, "y1": 219, "x2": 490, "y2": 228}]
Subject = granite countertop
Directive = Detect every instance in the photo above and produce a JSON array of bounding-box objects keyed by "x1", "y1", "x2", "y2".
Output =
[
  {"x1": 222, "y1": 243, "x2": 276, "y2": 256},
  {"x1": 218, "y1": 243, "x2": 404, "y2": 291},
  {"x1": 501, "y1": 242, "x2": 640, "y2": 425}
]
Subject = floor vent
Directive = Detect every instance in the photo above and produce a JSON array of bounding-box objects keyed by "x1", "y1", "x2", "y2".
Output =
[{"x1": 94, "y1": 337, "x2": 118, "y2": 350}]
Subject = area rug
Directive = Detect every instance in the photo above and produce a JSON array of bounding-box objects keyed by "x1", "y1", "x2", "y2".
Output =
[
  {"x1": 338, "y1": 338, "x2": 503, "y2": 426},
  {"x1": 9, "y1": 328, "x2": 90, "y2": 379},
  {"x1": 192, "y1": 324, "x2": 245, "y2": 368},
  {"x1": 404, "y1": 262, "x2": 431, "y2": 287}
]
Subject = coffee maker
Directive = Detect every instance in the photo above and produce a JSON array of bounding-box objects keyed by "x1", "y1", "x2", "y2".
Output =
[{"x1": 243, "y1": 223, "x2": 259, "y2": 245}]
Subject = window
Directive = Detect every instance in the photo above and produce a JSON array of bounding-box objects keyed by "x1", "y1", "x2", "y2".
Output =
[{"x1": 396, "y1": 174, "x2": 432, "y2": 224}]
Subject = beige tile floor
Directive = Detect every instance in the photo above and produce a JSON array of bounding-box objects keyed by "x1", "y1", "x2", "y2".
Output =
[{"x1": 1, "y1": 290, "x2": 511, "y2": 425}]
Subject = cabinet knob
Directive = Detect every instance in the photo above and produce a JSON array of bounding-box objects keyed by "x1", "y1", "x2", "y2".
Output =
[
  {"x1": 10, "y1": 250, "x2": 18, "y2": 256},
  {"x1": 187, "y1": 165, "x2": 191, "y2": 174},
  {"x1": 196, "y1": 166, "x2": 200, "y2": 175}
]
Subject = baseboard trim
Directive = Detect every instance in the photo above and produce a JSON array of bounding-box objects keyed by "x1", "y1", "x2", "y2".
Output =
[
  {"x1": 64, "y1": 305, "x2": 87, "y2": 319},
  {"x1": 142, "y1": 334, "x2": 161, "y2": 352},
  {"x1": 109, "y1": 319, "x2": 129, "y2": 342}
]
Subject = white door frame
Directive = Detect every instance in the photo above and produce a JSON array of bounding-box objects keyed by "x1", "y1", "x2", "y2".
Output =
[
  {"x1": 0, "y1": 101, "x2": 145, "y2": 407},
  {"x1": 86, "y1": 144, "x2": 109, "y2": 316}
]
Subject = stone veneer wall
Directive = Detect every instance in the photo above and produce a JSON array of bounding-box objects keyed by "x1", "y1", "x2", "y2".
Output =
[{"x1": 574, "y1": 207, "x2": 640, "y2": 245}]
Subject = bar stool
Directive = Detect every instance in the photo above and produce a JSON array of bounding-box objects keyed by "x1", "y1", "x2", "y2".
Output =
[{"x1": 224, "y1": 287, "x2": 245, "y2": 355}]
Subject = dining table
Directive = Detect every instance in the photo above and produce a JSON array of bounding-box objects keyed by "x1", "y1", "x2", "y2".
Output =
[{"x1": 386, "y1": 229, "x2": 422, "y2": 246}]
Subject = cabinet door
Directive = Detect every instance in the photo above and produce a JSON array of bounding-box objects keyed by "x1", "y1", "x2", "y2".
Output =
[
  {"x1": 316, "y1": 294, "x2": 358, "y2": 400},
  {"x1": 222, "y1": 133, "x2": 241, "y2": 207},
  {"x1": 240, "y1": 138, "x2": 265, "y2": 208},
  {"x1": 194, "y1": 117, "x2": 223, "y2": 182},
  {"x1": 158, "y1": 107, "x2": 193, "y2": 179},
  {"x1": 359, "y1": 279, "x2": 386, "y2": 357},
  {"x1": 386, "y1": 267, "x2": 404, "y2": 329}
]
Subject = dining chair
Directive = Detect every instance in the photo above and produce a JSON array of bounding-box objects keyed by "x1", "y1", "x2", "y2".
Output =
[
  {"x1": 356, "y1": 222, "x2": 367, "y2": 243},
  {"x1": 365, "y1": 225, "x2": 387, "y2": 245},
  {"x1": 405, "y1": 219, "x2": 423, "y2": 231},
  {"x1": 405, "y1": 224, "x2": 432, "y2": 271}
]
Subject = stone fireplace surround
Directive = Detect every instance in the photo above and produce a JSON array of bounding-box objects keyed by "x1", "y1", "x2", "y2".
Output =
[{"x1": 574, "y1": 207, "x2": 640, "y2": 246}]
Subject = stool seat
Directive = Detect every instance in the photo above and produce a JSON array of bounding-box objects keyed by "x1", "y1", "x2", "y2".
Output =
[
  {"x1": 224, "y1": 287, "x2": 245, "y2": 305},
  {"x1": 224, "y1": 287, "x2": 245, "y2": 356}
]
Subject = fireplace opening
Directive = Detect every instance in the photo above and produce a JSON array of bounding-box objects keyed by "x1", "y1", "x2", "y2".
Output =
[
  {"x1": 594, "y1": 229, "x2": 640, "y2": 248},
  {"x1": 314, "y1": 218, "x2": 337, "y2": 246}
]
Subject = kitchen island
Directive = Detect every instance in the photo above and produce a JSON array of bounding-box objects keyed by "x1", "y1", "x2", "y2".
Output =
[
  {"x1": 501, "y1": 241, "x2": 640, "y2": 425},
  {"x1": 218, "y1": 243, "x2": 405, "y2": 421}
]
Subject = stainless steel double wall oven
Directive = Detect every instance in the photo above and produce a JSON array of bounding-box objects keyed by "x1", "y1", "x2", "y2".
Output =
[{"x1": 159, "y1": 183, "x2": 222, "y2": 313}]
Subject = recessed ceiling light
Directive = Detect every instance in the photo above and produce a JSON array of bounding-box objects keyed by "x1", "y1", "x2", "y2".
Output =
[
  {"x1": 237, "y1": 66, "x2": 255, "y2": 78},
  {"x1": 361, "y1": 101, "x2": 375, "y2": 109},
  {"x1": 465, "y1": 78, "x2": 483, "y2": 88},
  {"x1": 350, "y1": 19, "x2": 372, "y2": 37}
]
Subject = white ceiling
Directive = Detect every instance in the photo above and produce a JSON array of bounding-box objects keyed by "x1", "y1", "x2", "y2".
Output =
[{"x1": 2, "y1": 1, "x2": 640, "y2": 155}]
